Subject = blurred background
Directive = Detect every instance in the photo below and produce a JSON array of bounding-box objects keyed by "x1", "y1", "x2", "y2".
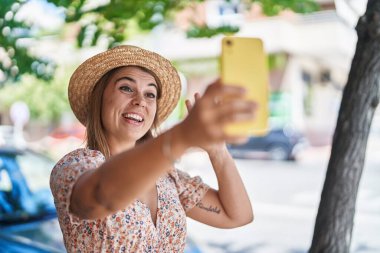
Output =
[{"x1": 0, "y1": 0, "x2": 379, "y2": 253}]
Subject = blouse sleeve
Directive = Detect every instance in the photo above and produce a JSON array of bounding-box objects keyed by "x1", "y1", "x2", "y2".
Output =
[
  {"x1": 169, "y1": 168, "x2": 210, "y2": 212},
  {"x1": 50, "y1": 148, "x2": 105, "y2": 225}
]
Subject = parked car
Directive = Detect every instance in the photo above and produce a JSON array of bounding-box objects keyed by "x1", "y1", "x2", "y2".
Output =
[
  {"x1": 0, "y1": 126, "x2": 15, "y2": 147},
  {"x1": 0, "y1": 146, "x2": 202, "y2": 252},
  {"x1": 227, "y1": 127, "x2": 307, "y2": 160},
  {"x1": 0, "y1": 147, "x2": 65, "y2": 252}
]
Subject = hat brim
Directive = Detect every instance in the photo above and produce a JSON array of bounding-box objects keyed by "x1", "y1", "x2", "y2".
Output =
[{"x1": 68, "y1": 45, "x2": 181, "y2": 127}]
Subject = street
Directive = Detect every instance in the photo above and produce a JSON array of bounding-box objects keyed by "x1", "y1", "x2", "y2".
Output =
[{"x1": 181, "y1": 137, "x2": 380, "y2": 253}]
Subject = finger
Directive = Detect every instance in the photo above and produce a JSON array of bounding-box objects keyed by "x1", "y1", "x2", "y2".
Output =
[
  {"x1": 217, "y1": 78, "x2": 248, "y2": 88},
  {"x1": 209, "y1": 84, "x2": 246, "y2": 97},
  {"x1": 217, "y1": 112, "x2": 257, "y2": 126},
  {"x1": 194, "y1": 92, "x2": 201, "y2": 101},
  {"x1": 203, "y1": 85, "x2": 246, "y2": 106},
  {"x1": 214, "y1": 101, "x2": 258, "y2": 127},
  {"x1": 185, "y1": 99, "x2": 192, "y2": 112},
  {"x1": 197, "y1": 100, "x2": 256, "y2": 126},
  {"x1": 209, "y1": 78, "x2": 222, "y2": 86},
  {"x1": 204, "y1": 91, "x2": 247, "y2": 108},
  {"x1": 214, "y1": 100, "x2": 257, "y2": 117},
  {"x1": 206, "y1": 78, "x2": 248, "y2": 94}
]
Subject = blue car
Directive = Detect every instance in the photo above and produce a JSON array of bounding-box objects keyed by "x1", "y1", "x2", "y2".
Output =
[
  {"x1": 227, "y1": 127, "x2": 306, "y2": 160},
  {"x1": 0, "y1": 147, "x2": 65, "y2": 252},
  {"x1": 0, "y1": 146, "x2": 202, "y2": 252}
]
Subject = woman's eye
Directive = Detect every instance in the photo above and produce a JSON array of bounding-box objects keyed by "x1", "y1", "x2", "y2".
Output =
[
  {"x1": 146, "y1": 93, "x2": 156, "y2": 99},
  {"x1": 120, "y1": 86, "x2": 133, "y2": 92}
]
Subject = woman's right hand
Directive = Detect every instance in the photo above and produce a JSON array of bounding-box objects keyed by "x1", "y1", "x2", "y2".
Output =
[{"x1": 178, "y1": 79, "x2": 257, "y2": 150}]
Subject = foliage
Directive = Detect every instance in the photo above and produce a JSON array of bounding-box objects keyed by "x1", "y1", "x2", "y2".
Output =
[
  {"x1": 0, "y1": 0, "x2": 319, "y2": 85},
  {"x1": 253, "y1": 0, "x2": 319, "y2": 16},
  {"x1": 46, "y1": 0, "x2": 194, "y2": 48},
  {"x1": 187, "y1": 25, "x2": 239, "y2": 38},
  {"x1": 0, "y1": 0, "x2": 319, "y2": 123},
  {"x1": 47, "y1": 0, "x2": 319, "y2": 44},
  {"x1": 0, "y1": 0, "x2": 56, "y2": 84},
  {"x1": 0, "y1": 71, "x2": 70, "y2": 123}
]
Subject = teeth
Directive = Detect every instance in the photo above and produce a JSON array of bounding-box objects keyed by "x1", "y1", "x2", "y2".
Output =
[{"x1": 123, "y1": 113, "x2": 143, "y2": 122}]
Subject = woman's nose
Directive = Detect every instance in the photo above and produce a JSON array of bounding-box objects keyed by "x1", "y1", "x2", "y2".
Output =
[{"x1": 132, "y1": 93, "x2": 146, "y2": 107}]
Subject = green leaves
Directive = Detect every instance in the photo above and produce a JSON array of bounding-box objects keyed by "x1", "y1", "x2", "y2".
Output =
[
  {"x1": 0, "y1": 0, "x2": 56, "y2": 85},
  {"x1": 48, "y1": 0, "x2": 189, "y2": 48},
  {"x1": 252, "y1": 0, "x2": 319, "y2": 16},
  {"x1": 0, "y1": 74, "x2": 70, "y2": 122},
  {"x1": 187, "y1": 25, "x2": 239, "y2": 38},
  {"x1": 0, "y1": 0, "x2": 319, "y2": 85}
]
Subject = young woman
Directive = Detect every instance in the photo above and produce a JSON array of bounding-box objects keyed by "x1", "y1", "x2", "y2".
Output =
[{"x1": 50, "y1": 45, "x2": 256, "y2": 252}]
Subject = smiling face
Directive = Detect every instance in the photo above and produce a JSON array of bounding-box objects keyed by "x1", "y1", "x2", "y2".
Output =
[{"x1": 101, "y1": 66, "x2": 159, "y2": 147}]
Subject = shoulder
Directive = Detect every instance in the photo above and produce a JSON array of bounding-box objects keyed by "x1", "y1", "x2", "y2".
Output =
[
  {"x1": 50, "y1": 148, "x2": 105, "y2": 196},
  {"x1": 54, "y1": 148, "x2": 105, "y2": 170},
  {"x1": 168, "y1": 167, "x2": 208, "y2": 192},
  {"x1": 50, "y1": 148, "x2": 104, "y2": 184},
  {"x1": 168, "y1": 167, "x2": 193, "y2": 181}
]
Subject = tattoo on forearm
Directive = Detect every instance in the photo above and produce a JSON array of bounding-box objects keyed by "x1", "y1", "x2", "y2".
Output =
[{"x1": 196, "y1": 202, "x2": 221, "y2": 214}]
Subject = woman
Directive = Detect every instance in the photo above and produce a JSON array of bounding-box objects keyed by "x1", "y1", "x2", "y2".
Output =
[{"x1": 50, "y1": 45, "x2": 256, "y2": 252}]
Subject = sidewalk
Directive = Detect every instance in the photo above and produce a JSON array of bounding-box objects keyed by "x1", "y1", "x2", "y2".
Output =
[{"x1": 182, "y1": 137, "x2": 380, "y2": 253}]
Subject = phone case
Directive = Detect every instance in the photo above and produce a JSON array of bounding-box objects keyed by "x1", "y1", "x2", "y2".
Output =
[{"x1": 221, "y1": 36, "x2": 269, "y2": 136}]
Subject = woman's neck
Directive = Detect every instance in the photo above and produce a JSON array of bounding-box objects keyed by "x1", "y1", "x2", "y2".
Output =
[{"x1": 108, "y1": 139, "x2": 136, "y2": 156}]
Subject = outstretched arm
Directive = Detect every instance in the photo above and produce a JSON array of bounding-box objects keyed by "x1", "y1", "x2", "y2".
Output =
[{"x1": 69, "y1": 80, "x2": 256, "y2": 220}]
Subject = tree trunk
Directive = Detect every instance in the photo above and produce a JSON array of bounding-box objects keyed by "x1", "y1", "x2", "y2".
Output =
[{"x1": 309, "y1": 1, "x2": 380, "y2": 253}]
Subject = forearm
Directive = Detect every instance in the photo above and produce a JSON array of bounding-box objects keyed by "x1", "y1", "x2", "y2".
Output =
[
  {"x1": 208, "y1": 147, "x2": 253, "y2": 224},
  {"x1": 92, "y1": 125, "x2": 188, "y2": 212}
]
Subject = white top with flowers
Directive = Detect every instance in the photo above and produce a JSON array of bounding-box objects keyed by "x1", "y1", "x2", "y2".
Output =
[{"x1": 50, "y1": 148, "x2": 209, "y2": 253}]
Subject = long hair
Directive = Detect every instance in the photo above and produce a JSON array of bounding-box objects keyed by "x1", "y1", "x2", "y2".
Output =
[{"x1": 85, "y1": 66, "x2": 161, "y2": 159}]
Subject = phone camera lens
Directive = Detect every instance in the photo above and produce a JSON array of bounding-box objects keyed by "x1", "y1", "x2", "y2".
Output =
[{"x1": 226, "y1": 40, "x2": 232, "y2": 46}]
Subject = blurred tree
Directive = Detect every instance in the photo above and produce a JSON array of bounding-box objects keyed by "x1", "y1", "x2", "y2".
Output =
[
  {"x1": 48, "y1": 0, "x2": 318, "y2": 43},
  {"x1": 0, "y1": 0, "x2": 56, "y2": 85},
  {"x1": 0, "y1": 0, "x2": 318, "y2": 84},
  {"x1": 309, "y1": 1, "x2": 380, "y2": 252},
  {"x1": 0, "y1": 73, "x2": 70, "y2": 123},
  {"x1": 253, "y1": 0, "x2": 319, "y2": 16}
]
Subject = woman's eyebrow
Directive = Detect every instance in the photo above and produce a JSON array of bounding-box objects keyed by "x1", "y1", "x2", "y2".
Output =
[
  {"x1": 115, "y1": 76, "x2": 157, "y2": 90},
  {"x1": 115, "y1": 76, "x2": 135, "y2": 83}
]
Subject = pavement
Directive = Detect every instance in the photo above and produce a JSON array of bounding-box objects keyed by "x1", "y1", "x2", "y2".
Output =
[{"x1": 181, "y1": 134, "x2": 380, "y2": 253}]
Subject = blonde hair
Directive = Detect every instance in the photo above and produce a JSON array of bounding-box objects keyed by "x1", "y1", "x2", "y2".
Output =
[{"x1": 86, "y1": 66, "x2": 161, "y2": 159}]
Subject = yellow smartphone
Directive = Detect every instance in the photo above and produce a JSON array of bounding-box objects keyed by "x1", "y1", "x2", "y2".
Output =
[{"x1": 221, "y1": 36, "x2": 269, "y2": 136}]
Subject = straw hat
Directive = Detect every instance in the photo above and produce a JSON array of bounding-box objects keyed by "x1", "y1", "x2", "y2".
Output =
[{"x1": 68, "y1": 45, "x2": 181, "y2": 127}]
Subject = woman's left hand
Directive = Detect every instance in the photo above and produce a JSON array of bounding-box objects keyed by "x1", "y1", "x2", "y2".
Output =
[{"x1": 185, "y1": 93, "x2": 227, "y2": 155}]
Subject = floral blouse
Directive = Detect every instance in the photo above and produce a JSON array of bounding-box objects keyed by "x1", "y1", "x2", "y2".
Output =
[{"x1": 50, "y1": 148, "x2": 209, "y2": 253}]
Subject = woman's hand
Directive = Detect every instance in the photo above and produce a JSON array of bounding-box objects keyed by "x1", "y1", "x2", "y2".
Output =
[
  {"x1": 183, "y1": 80, "x2": 255, "y2": 229},
  {"x1": 178, "y1": 79, "x2": 257, "y2": 150},
  {"x1": 185, "y1": 92, "x2": 226, "y2": 154}
]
